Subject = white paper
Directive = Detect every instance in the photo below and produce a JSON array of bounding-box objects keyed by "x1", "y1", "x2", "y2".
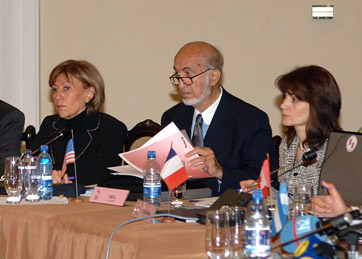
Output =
[
  {"x1": 140, "y1": 122, "x2": 180, "y2": 148},
  {"x1": 193, "y1": 197, "x2": 219, "y2": 208},
  {"x1": 108, "y1": 164, "x2": 143, "y2": 179}
]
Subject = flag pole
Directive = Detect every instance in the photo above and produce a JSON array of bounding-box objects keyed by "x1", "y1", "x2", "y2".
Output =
[
  {"x1": 266, "y1": 153, "x2": 271, "y2": 197},
  {"x1": 161, "y1": 144, "x2": 176, "y2": 223},
  {"x1": 71, "y1": 129, "x2": 84, "y2": 203}
]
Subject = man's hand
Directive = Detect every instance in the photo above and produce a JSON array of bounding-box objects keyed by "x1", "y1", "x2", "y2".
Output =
[{"x1": 185, "y1": 147, "x2": 223, "y2": 179}]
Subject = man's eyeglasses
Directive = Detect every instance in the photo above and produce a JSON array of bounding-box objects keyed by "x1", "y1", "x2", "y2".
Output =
[{"x1": 169, "y1": 69, "x2": 210, "y2": 86}]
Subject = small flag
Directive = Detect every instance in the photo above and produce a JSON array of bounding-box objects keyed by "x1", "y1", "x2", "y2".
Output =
[
  {"x1": 65, "y1": 139, "x2": 75, "y2": 164},
  {"x1": 160, "y1": 147, "x2": 189, "y2": 190},
  {"x1": 258, "y1": 158, "x2": 271, "y2": 198},
  {"x1": 271, "y1": 183, "x2": 289, "y2": 236}
]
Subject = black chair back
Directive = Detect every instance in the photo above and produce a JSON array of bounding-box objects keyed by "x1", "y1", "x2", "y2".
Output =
[
  {"x1": 21, "y1": 125, "x2": 36, "y2": 149},
  {"x1": 124, "y1": 119, "x2": 162, "y2": 152}
]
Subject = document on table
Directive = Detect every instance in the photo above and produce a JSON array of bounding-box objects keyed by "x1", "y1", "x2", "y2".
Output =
[
  {"x1": 191, "y1": 197, "x2": 219, "y2": 208},
  {"x1": 109, "y1": 164, "x2": 143, "y2": 179}
]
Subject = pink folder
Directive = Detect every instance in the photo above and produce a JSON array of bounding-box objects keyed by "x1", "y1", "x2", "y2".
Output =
[{"x1": 120, "y1": 124, "x2": 212, "y2": 179}]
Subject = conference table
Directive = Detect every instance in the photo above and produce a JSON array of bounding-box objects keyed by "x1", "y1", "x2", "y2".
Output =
[{"x1": 0, "y1": 196, "x2": 206, "y2": 259}]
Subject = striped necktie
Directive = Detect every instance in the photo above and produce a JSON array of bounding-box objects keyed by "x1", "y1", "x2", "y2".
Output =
[{"x1": 191, "y1": 114, "x2": 204, "y2": 147}]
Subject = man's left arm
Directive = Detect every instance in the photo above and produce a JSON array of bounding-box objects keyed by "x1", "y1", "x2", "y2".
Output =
[
  {"x1": 0, "y1": 110, "x2": 25, "y2": 172},
  {"x1": 219, "y1": 113, "x2": 278, "y2": 194}
]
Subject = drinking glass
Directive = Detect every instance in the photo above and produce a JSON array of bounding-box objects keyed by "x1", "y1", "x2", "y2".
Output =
[
  {"x1": 263, "y1": 196, "x2": 276, "y2": 221},
  {"x1": 290, "y1": 185, "x2": 312, "y2": 219},
  {"x1": 22, "y1": 157, "x2": 40, "y2": 202},
  {"x1": 227, "y1": 206, "x2": 245, "y2": 259},
  {"x1": 170, "y1": 181, "x2": 186, "y2": 208},
  {"x1": 205, "y1": 210, "x2": 229, "y2": 259},
  {"x1": 4, "y1": 157, "x2": 22, "y2": 203}
]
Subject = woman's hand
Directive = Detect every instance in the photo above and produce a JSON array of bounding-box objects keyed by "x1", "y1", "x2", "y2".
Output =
[
  {"x1": 239, "y1": 179, "x2": 258, "y2": 194},
  {"x1": 52, "y1": 170, "x2": 73, "y2": 184},
  {"x1": 312, "y1": 180, "x2": 349, "y2": 215}
]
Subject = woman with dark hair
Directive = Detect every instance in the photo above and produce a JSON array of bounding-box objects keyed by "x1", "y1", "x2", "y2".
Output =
[
  {"x1": 240, "y1": 65, "x2": 341, "y2": 199},
  {"x1": 31, "y1": 60, "x2": 127, "y2": 186}
]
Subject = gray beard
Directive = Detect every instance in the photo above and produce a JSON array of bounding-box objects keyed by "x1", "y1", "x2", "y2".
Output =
[{"x1": 183, "y1": 75, "x2": 211, "y2": 106}]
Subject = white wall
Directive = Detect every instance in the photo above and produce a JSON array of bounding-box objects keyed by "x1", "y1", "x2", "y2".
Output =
[
  {"x1": 39, "y1": 0, "x2": 362, "y2": 135},
  {"x1": 0, "y1": 0, "x2": 39, "y2": 129}
]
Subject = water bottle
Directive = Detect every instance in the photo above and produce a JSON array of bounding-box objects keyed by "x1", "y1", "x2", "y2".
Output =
[
  {"x1": 37, "y1": 145, "x2": 53, "y2": 200},
  {"x1": 143, "y1": 151, "x2": 161, "y2": 207},
  {"x1": 244, "y1": 189, "x2": 271, "y2": 258},
  {"x1": 21, "y1": 149, "x2": 40, "y2": 201}
]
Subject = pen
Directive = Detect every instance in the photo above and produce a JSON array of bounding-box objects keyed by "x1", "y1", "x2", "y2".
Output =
[
  {"x1": 237, "y1": 182, "x2": 258, "y2": 193},
  {"x1": 322, "y1": 186, "x2": 328, "y2": 201}
]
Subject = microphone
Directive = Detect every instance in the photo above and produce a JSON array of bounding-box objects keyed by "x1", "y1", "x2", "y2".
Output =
[
  {"x1": 279, "y1": 215, "x2": 326, "y2": 253},
  {"x1": 278, "y1": 211, "x2": 357, "y2": 253},
  {"x1": 294, "y1": 235, "x2": 335, "y2": 259},
  {"x1": 270, "y1": 149, "x2": 317, "y2": 177},
  {"x1": 32, "y1": 129, "x2": 70, "y2": 155}
]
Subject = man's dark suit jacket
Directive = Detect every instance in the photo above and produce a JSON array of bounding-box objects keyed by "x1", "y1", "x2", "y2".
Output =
[
  {"x1": 0, "y1": 100, "x2": 25, "y2": 174},
  {"x1": 161, "y1": 89, "x2": 278, "y2": 196},
  {"x1": 30, "y1": 111, "x2": 127, "y2": 186}
]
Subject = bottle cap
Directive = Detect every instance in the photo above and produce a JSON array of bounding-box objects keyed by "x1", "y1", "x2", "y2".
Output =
[
  {"x1": 252, "y1": 189, "x2": 263, "y2": 201},
  {"x1": 40, "y1": 145, "x2": 49, "y2": 152},
  {"x1": 147, "y1": 151, "x2": 156, "y2": 159}
]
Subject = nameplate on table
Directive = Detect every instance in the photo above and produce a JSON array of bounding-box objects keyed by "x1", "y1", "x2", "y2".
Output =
[{"x1": 89, "y1": 187, "x2": 129, "y2": 206}]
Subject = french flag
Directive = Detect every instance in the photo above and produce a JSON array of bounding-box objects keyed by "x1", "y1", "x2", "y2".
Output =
[
  {"x1": 258, "y1": 158, "x2": 271, "y2": 199},
  {"x1": 160, "y1": 147, "x2": 189, "y2": 190}
]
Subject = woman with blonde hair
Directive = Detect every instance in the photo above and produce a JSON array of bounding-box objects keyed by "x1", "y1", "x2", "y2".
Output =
[{"x1": 31, "y1": 60, "x2": 127, "y2": 186}]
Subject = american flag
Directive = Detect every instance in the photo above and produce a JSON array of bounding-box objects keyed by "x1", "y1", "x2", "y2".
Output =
[{"x1": 65, "y1": 139, "x2": 75, "y2": 164}]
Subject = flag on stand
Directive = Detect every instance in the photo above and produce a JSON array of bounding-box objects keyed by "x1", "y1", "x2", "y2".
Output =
[
  {"x1": 65, "y1": 138, "x2": 75, "y2": 164},
  {"x1": 160, "y1": 147, "x2": 189, "y2": 190},
  {"x1": 271, "y1": 183, "x2": 289, "y2": 236},
  {"x1": 258, "y1": 158, "x2": 271, "y2": 199}
]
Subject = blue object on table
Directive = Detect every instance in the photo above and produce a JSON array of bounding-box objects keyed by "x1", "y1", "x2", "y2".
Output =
[{"x1": 53, "y1": 183, "x2": 86, "y2": 198}]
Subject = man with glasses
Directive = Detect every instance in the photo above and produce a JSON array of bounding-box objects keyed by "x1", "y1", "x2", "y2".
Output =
[{"x1": 161, "y1": 41, "x2": 277, "y2": 196}]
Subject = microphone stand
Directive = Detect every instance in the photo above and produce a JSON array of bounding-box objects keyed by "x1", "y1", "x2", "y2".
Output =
[
  {"x1": 270, "y1": 149, "x2": 317, "y2": 177},
  {"x1": 240, "y1": 150, "x2": 318, "y2": 192},
  {"x1": 337, "y1": 227, "x2": 362, "y2": 259},
  {"x1": 271, "y1": 212, "x2": 356, "y2": 252},
  {"x1": 31, "y1": 129, "x2": 69, "y2": 155}
]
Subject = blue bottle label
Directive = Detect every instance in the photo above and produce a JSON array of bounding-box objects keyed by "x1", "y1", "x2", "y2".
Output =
[
  {"x1": 40, "y1": 158, "x2": 50, "y2": 164},
  {"x1": 245, "y1": 228, "x2": 270, "y2": 247},
  {"x1": 143, "y1": 185, "x2": 161, "y2": 198},
  {"x1": 41, "y1": 178, "x2": 52, "y2": 188}
]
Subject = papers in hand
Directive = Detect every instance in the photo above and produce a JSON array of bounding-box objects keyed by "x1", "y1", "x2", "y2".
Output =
[{"x1": 117, "y1": 122, "x2": 211, "y2": 179}]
